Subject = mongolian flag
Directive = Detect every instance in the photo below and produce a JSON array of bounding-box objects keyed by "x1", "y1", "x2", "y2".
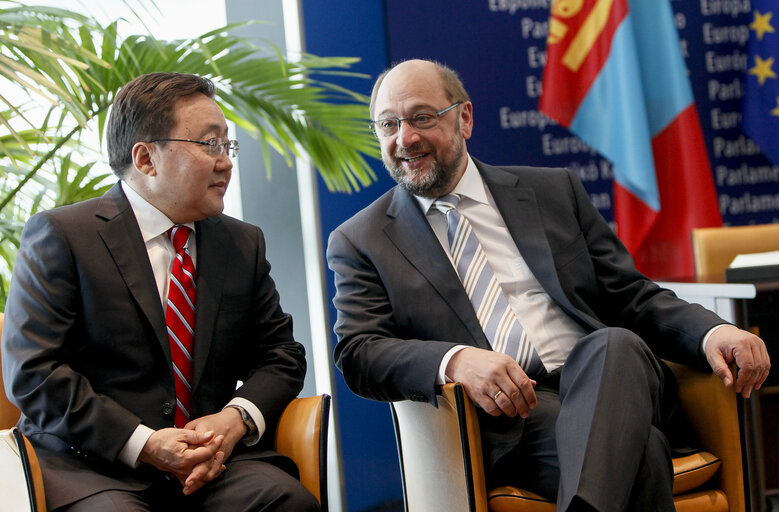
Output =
[
  {"x1": 742, "y1": 0, "x2": 778, "y2": 165},
  {"x1": 540, "y1": 0, "x2": 722, "y2": 278}
]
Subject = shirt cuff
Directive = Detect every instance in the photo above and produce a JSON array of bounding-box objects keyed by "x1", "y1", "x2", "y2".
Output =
[
  {"x1": 437, "y1": 345, "x2": 469, "y2": 384},
  {"x1": 225, "y1": 397, "x2": 266, "y2": 446},
  {"x1": 701, "y1": 323, "x2": 730, "y2": 354},
  {"x1": 118, "y1": 424, "x2": 155, "y2": 468}
]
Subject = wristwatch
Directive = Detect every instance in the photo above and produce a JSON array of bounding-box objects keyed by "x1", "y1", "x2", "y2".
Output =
[{"x1": 227, "y1": 405, "x2": 257, "y2": 441}]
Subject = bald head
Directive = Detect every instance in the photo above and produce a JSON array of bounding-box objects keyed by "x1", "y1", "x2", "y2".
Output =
[{"x1": 370, "y1": 59, "x2": 470, "y2": 119}]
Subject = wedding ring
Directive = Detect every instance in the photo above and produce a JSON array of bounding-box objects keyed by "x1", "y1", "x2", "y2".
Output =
[{"x1": 493, "y1": 390, "x2": 503, "y2": 401}]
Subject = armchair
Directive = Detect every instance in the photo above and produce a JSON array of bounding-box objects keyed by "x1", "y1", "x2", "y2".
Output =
[
  {"x1": 690, "y1": 223, "x2": 779, "y2": 511},
  {"x1": 273, "y1": 393, "x2": 331, "y2": 511},
  {"x1": 0, "y1": 314, "x2": 47, "y2": 512},
  {"x1": 391, "y1": 364, "x2": 742, "y2": 512},
  {"x1": 691, "y1": 224, "x2": 779, "y2": 277}
]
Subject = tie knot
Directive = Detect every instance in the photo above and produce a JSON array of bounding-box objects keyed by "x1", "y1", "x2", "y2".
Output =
[
  {"x1": 167, "y1": 225, "x2": 191, "y2": 253},
  {"x1": 433, "y1": 193, "x2": 461, "y2": 214}
]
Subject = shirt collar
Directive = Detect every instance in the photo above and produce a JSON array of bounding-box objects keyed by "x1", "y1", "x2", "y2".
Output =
[
  {"x1": 415, "y1": 155, "x2": 488, "y2": 213},
  {"x1": 121, "y1": 181, "x2": 196, "y2": 242}
]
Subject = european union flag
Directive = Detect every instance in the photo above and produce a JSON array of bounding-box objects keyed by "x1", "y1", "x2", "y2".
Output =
[{"x1": 742, "y1": 1, "x2": 779, "y2": 165}]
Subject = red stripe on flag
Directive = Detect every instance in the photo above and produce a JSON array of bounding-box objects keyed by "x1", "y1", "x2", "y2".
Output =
[
  {"x1": 540, "y1": 0, "x2": 628, "y2": 127},
  {"x1": 614, "y1": 181, "x2": 658, "y2": 260},
  {"x1": 630, "y1": 104, "x2": 722, "y2": 277}
]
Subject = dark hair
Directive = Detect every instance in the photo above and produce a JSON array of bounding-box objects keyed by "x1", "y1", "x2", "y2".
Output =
[
  {"x1": 106, "y1": 72, "x2": 216, "y2": 177},
  {"x1": 369, "y1": 59, "x2": 471, "y2": 119}
]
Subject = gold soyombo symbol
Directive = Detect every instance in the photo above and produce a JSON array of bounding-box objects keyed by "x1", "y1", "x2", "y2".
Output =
[{"x1": 548, "y1": 0, "x2": 615, "y2": 72}]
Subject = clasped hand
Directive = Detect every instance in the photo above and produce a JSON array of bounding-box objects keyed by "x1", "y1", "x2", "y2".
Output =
[
  {"x1": 139, "y1": 407, "x2": 247, "y2": 495},
  {"x1": 446, "y1": 347, "x2": 538, "y2": 418}
]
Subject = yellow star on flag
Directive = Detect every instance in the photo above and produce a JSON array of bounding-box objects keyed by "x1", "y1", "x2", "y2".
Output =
[
  {"x1": 750, "y1": 10, "x2": 775, "y2": 41},
  {"x1": 750, "y1": 55, "x2": 777, "y2": 85},
  {"x1": 772, "y1": 97, "x2": 779, "y2": 117}
]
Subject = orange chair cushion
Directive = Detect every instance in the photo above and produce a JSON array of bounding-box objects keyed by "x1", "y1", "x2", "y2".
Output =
[
  {"x1": 488, "y1": 486, "x2": 554, "y2": 512},
  {"x1": 486, "y1": 451, "x2": 721, "y2": 511},
  {"x1": 672, "y1": 451, "x2": 721, "y2": 495},
  {"x1": 674, "y1": 490, "x2": 729, "y2": 512}
]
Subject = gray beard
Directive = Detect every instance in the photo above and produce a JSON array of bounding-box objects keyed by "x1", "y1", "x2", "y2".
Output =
[
  {"x1": 386, "y1": 139, "x2": 465, "y2": 198},
  {"x1": 388, "y1": 160, "x2": 448, "y2": 197}
]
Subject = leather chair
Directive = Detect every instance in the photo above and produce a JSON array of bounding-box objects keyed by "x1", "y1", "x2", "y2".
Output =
[
  {"x1": 691, "y1": 223, "x2": 779, "y2": 511},
  {"x1": 0, "y1": 313, "x2": 331, "y2": 511},
  {"x1": 391, "y1": 365, "x2": 743, "y2": 512},
  {"x1": 691, "y1": 224, "x2": 779, "y2": 277},
  {"x1": 0, "y1": 313, "x2": 47, "y2": 511},
  {"x1": 273, "y1": 393, "x2": 331, "y2": 511}
]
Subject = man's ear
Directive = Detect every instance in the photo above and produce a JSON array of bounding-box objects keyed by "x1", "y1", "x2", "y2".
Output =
[
  {"x1": 131, "y1": 142, "x2": 157, "y2": 176},
  {"x1": 459, "y1": 101, "x2": 474, "y2": 140}
]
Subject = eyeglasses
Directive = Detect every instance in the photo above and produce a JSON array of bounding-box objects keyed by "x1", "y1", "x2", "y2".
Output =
[
  {"x1": 370, "y1": 102, "x2": 462, "y2": 138},
  {"x1": 148, "y1": 137, "x2": 239, "y2": 158}
]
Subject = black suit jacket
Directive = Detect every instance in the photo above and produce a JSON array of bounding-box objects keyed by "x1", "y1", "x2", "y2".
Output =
[
  {"x1": 327, "y1": 160, "x2": 723, "y2": 407},
  {"x1": 1, "y1": 183, "x2": 306, "y2": 508}
]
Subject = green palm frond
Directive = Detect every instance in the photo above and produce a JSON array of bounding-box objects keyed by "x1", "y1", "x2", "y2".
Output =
[{"x1": 0, "y1": 2, "x2": 380, "y2": 308}]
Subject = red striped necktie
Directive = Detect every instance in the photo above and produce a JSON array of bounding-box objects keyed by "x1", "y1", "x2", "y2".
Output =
[{"x1": 166, "y1": 225, "x2": 196, "y2": 428}]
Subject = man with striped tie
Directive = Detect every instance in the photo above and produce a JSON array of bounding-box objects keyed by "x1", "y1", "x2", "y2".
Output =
[
  {"x1": 327, "y1": 59, "x2": 770, "y2": 511},
  {"x1": 2, "y1": 73, "x2": 319, "y2": 511}
]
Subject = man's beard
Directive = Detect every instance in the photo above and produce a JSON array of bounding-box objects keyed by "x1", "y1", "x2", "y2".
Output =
[{"x1": 384, "y1": 135, "x2": 465, "y2": 198}]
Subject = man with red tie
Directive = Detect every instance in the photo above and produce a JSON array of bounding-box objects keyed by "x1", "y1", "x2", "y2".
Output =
[{"x1": 2, "y1": 72, "x2": 319, "y2": 511}]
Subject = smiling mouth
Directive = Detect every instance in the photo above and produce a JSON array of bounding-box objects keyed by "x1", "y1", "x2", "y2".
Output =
[{"x1": 398, "y1": 152, "x2": 429, "y2": 163}]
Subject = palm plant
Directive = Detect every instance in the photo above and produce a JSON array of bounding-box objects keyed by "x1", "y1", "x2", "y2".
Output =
[{"x1": 0, "y1": 3, "x2": 379, "y2": 307}]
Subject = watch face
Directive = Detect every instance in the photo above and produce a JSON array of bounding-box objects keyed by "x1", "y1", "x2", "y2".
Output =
[{"x1": 237, "y1": 406, "x2": 256, "y2": 433}]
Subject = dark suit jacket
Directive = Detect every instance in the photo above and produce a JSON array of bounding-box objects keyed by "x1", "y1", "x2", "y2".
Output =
[
  {"x1": 1, "y1": 183, "x2": 306, "y2": 509},
  {"x1": 326, "y1": 160, "x2": 724, "y2": 407}
]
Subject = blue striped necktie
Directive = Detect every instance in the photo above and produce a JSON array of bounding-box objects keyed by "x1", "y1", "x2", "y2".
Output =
[{"x1": 434, "y1": 194, "x2": 541, "y2": 373}]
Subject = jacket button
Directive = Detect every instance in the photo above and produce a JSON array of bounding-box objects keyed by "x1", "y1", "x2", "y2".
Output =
[{"x1": 162, "y1": 402, "x2": 175, "y2": 415}]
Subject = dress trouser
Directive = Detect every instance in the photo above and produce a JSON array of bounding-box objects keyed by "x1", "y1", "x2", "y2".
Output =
[
  {"x1": 56, "y1": 458, "x2": 321, "y2": 512},
  {"x1": 488, "y1": 327, "x2": 676, "y2": 512}
]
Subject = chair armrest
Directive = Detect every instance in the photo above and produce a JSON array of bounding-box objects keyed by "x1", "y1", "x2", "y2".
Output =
[
  {"x1": 666, "y1": 361, "x2": 744, "y2": 512},
  {"x1": 390, "y1": 383, "x2": 488, "y2": 512},
  {"x1": 21, "y1": 433, "x2": 46, "y2": 512},
  {"x1": 273, "y1": 395, "x2": 330, "y2": 508},
  {"x1": 0, "y1": 428, "x2": 46, "y2": 512},
  {"x1": 441, "y1": 383, "x2": 488, "y2": 509},
  {"x1": 0, "y1": 313, "x2": 23, "y2": 430}
]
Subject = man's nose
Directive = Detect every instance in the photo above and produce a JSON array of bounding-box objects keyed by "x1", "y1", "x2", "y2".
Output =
[
  {"x1": 216, "y1": 150, "x2": 233, "y2": 171},
  {"x1": 396, "y1": 119, "x2": 421, "y2": 148}
]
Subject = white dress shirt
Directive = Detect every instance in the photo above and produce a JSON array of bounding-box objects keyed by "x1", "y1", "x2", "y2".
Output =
[
  {"x1": 417, "y1": 157, "x2": 587, "y2": 382},
  {"x1": 117, "y1": 181, "x2": 264, "y2": 467}
]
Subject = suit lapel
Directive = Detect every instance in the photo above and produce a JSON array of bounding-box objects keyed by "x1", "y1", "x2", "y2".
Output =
[
  {"x1": 477, "y1": 160, "x2": 596, "y2": 330},
  {"x1": 190, "y1": 216, "x2": 227, "y2": 390},
  {"x1": 384, "y1": 188, "x2": 491, "y2": 348},
  {"x1": 95, "y1": 184, "x2": 169, "y2": 352}
]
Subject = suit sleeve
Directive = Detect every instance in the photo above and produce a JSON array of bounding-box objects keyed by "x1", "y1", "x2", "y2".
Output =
[
  {"x1": 1, "y1": 212, "x2": 141, "y2": 459},
  {"x1": 228, "y1": 226, "x2": 307, "y2": 427},
  {"x1": 327, "y1": 229, "x2": 456, "y2": 406},
  {"x1": 562, "y1": 170, "x2": 723, "y2": 368}
]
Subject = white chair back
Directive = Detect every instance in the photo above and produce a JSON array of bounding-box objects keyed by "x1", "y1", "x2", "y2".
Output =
[{"x1": 390, "y1": 384, "x2": 486, "y2": 512}]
